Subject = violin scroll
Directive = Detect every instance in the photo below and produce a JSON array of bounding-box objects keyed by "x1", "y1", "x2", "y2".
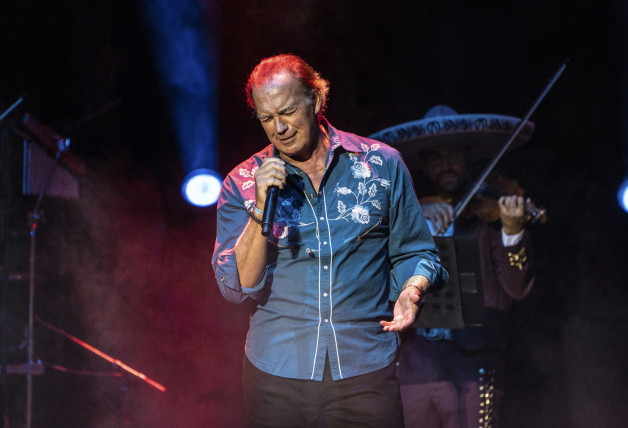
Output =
[{"x1": 523, "y1": 199, "x2": 547, "y2": 224}]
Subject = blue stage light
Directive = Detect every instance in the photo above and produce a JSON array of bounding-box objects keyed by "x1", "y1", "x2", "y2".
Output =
[
  {"x1": 618, "y1": 179, "x2": 628, "y2": 213},
  {"x1": 181, "y1": 168, "x2": 222, "y2": 207},
  {"x1": 139, "y1": 0, "x2": 221, "y2": 207}
]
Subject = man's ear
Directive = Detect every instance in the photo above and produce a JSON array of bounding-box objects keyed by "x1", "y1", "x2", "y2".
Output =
[{"x1": 313, "y1": 91, "x2": 322, "y2": 115}]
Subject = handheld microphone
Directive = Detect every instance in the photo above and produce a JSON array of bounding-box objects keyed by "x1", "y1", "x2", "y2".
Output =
[{"x1": 261, "y1": 185, "x2": 279, "y2": 236}]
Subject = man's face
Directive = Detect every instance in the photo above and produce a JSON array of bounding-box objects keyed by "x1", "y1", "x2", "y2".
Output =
[
  {"x1": 252, "y1": 72, "x2": 321, "y2": 161},
  {"x1": 421, "y1": 145, "x2": 470, "y2": 196}
]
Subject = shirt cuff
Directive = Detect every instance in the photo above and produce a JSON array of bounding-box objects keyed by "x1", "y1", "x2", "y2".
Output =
[{"x1": 501, "y1": 228, "x2": 524, "y2": 247}]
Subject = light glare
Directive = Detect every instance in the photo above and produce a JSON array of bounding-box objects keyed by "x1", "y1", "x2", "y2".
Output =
[
  {"x1": 618, "y1": 179, "x2": 628, "y2": 213},
  {"x1": 182, "y1": 169, "x2": 222, "y2": 207}
]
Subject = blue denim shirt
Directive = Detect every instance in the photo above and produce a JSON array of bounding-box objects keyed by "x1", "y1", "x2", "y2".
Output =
[{"x1": 212, "y1": 122, "x2": 448, "y2": 381}]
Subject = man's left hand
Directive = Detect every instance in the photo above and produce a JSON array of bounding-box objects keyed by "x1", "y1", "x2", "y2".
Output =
[
  {"x1": 499, "y1": 195, "x2": 527, "y2": 235},
  {"x1": 380, "y1": 285, "x2": 423, "y2": 332}
]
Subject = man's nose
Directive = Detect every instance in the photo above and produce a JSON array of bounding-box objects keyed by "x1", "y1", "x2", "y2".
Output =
[{"x1": 274, "y1": 117, "x2": 288, "y2": 134}]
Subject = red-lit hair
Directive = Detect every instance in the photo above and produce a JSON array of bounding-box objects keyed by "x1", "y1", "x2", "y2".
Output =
[{"x1": 245, "y1": 54, "x2": 329, "y2": 117}]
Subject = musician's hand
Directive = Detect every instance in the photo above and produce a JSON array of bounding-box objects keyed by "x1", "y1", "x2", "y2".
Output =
[
  {"x1": 420, "y1": 201, "x2": 454, "y2": 234},
  {"x1": 254, "y1": 157, "x2": 286, "y2": 209},
  {"x1": 499, "y1": 195, "x2": 527, "y2": 235}
]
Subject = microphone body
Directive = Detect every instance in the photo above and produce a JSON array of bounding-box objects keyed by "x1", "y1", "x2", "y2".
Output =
[{"x1": 261, "y1": 185, "x2": 279, "y2": 236}]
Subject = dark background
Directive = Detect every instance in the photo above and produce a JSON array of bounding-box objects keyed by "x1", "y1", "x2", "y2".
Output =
[{"x1": 1, "y1": 0, "x2": 628, "y2": 427}]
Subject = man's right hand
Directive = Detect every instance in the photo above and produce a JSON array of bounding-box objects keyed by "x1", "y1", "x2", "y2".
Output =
[
  {"x1": 255, "y1": 157, "x2": 287, "y2": 208},
  {"x1": 419, "y1": 199, "x2": 455, "y2": 235}
]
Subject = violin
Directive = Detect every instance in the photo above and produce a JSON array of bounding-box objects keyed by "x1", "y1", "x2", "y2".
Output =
[
  {"x1": 420, "y1": 174, "x2": 547, "y2": 228},
  {"x1": 466, "y1": 174, "x2": 547, "y2": 225}
]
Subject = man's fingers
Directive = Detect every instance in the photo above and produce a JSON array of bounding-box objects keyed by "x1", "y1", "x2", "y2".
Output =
[
  {"x1": 255, "y1": 159, "x2": 288, "y2": 202},
  {"x1": 499, "y1": 195, "x2": 525, "y2": 216},
  {"x1": 380, "y1": 316, "x2": 411, "y2": 332},
  {"x1": 424, "y1": 203, "x2": 453, "y2": 233}
]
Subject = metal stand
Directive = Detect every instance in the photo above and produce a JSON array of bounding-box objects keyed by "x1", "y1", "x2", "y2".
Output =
[
  {"x1": 1, "y1": 102, "x2": 160, "y2": 426},
  {"x1": 25, "y1": 146, "x2": 166, "y2": 421},
  {"x1": 25, "y1": 137, "x2": 70, "y2": 428}
]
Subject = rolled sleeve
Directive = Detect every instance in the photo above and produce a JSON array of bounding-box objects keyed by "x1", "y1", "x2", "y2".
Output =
[
  {"x1": 211, "y1": 175, "x2": 270, "y2": 304},
  {"x1": 386, "y1": 152, "x2": 449, "y2": 301},
  {"x1": 213, "y1": 247, "x2": 268, "y2": 303}
]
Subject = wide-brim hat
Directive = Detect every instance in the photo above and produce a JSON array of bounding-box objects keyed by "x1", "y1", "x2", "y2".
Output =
[{"x1": 368, "y1": 105, "x2": 535, "y2": 163}]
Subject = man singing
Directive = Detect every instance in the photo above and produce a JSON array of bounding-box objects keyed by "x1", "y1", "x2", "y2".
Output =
[{"x1": 212, "y1": 54, "x2": 448, "y2": 428}]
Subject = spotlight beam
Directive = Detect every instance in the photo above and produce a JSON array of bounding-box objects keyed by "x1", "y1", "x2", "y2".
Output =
[{"x1": 140, "y1": 0, "x2": 222, "y2": 205}]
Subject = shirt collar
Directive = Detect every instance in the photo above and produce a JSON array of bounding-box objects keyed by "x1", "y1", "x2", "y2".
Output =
[{"x1": 324, "y1": 118, "x2": 367, "y2": 155}]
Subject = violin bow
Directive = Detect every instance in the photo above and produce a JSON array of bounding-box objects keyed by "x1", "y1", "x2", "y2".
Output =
[{"x1": 453, "y1": 58, "x2": 569, "y2": 220}]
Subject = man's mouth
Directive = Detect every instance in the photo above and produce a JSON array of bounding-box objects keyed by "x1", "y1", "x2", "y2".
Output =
[{"x1": 278, "y1": 134, "x2": 296, "y2": 143}]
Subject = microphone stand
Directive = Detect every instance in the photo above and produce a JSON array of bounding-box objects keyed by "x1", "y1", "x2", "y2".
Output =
[{"x1": 25, "y1": 137, "x2": 70, "y2": 428}]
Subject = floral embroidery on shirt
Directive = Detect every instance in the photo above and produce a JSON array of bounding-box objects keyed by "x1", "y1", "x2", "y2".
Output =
[
  {"x1": 333, "y1": 144, "x2": 388, "y2": 224},
  {"x1": 242, "y1": 142, "x2": 389, "y2": 240},
  {"x1": 239, "y1": 166, "x2": 258, "y2": 192}
]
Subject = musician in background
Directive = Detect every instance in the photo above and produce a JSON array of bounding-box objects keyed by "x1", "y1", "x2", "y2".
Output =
[{"x1": 371, "y1": 105, "x2": 537, "y2": 427}]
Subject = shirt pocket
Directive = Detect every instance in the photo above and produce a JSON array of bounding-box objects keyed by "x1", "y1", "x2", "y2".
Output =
[{"x1": 355, "y1": 216, "x2": 385, "y2": 242}]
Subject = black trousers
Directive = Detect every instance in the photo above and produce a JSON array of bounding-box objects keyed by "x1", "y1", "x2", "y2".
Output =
[{"x1": 243, "y1": 356, "x2": 404, "y2": 428}]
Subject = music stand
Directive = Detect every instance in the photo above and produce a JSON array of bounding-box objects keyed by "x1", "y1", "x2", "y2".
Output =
[{"x1": 414, "y1": 236, "x2": 486, "y2": 328}]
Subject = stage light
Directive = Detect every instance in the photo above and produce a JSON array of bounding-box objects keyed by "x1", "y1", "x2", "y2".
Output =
[
  {"x1": 181, "y1": 168, "x2": 222, "y2": 207},
  {"x1": 618, "y1": 178, "x2": 628, "y2": 213},
  {"x1": 139, "y1": 0, "x2": 222, "y2": 207}
]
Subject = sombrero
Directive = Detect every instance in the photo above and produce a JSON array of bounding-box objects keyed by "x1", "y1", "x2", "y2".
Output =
[{"x1": 368, "y1": 105, "x2": 535, "y2": 163}]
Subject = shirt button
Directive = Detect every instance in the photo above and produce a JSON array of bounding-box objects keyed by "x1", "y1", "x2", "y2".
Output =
[
  {"x1": 323, "y1": 265, "x2": 328, "y2": 270},
  {"x1": 320, "y1": 216, "x2": 324, "y2": 220},
  {"x1": 323, "y1": 241, "x2": 327, "y2": 245},
  {"x1": 324, "y1": 319, "x2": 329, "y2": 323},
  {"x1": 310, "y1": 193, "x2": 315, "y2": 199},
  {"x1": 323, "y1": 293, "x2": 328, "y2": 297}
]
